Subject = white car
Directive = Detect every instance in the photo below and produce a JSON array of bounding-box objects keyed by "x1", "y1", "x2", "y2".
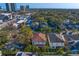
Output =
[{"x1": 16, "y1": 52, "x2": 35, "y2": 56}]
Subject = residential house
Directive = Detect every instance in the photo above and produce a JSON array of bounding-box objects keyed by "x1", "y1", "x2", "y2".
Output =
[
  {"x1": 4, "y1": 42, "x2": 25, "y2": 51},
  {"x1": 16, "y1": 20, "x2": 26, "y2": 29},
  {"x1": 1, "y1": 13, "x2": 12, "y2": 19},
  {"x1": 64, "y1": 33, "x2": 79, "y2": 44},
  {"x1": 63, "y1": 19, "x2": 74, "y2": 30},
  {"x1": 63, "y1": 19, "x2": 79, "y2": 30},
  {"x1": 39, "y1": 22, "x2": 48, "y2": 28},
  {"x1": 47, "y1": 20, "x2": 57, "y2": 30},
  {"x1": 0, "y1": 15, "x2": 9, "y2": 23},
  {"x1": 74, "y1": 23, "x2": 79, "y2": 30},
  {"x1": 64, "y1": 33, "x2": 79, "y2": 47},
  {"x1": 32, "y1": 32, "x2": 47, "y2": 47},
  {"x1": 30, "y1": 21, "x2": 39, "y2": 30},
  {"x1": 64, "y1": 33, "x2": 79, "y2": 54},
  {"x1": 47, "y1": 33, "x2": 64, "y2": 48},
  {"x1": 17, "y1": 20, "x2": 26, "y2": 24}
]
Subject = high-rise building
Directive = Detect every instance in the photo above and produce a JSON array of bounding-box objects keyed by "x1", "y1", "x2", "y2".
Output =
[
  {"x1": 20, "y1": 5, "x2": 25, "y2": 11},
  {"x1": 20, "y1": 5, "x2": 26, "y2": 12},
  {"x1": 5, "y1": 3, "x2": 16, "y2": 12},
  {"x1": 11, "y1": 3, "x2": 15, "y2": 11},
  {"x1": 0, "y1": 6, "x2": 2, "y2": 10},
  {"x1": 26, "y1": 5, "x2": 29, "y2": 9},
  {"x1": 5, "y1": 3, "x2": 9, "y2": 11},
  {"x1": 25, "y1": 5, "x2": 29, "y2": 11}
]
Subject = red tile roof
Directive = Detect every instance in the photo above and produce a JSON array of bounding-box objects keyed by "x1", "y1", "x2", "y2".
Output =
[{"x1": 32, "y1": 33, "x2": 47, "y2": 42}]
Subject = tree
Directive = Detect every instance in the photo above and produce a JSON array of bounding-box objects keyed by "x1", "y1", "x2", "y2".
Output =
[
  {"x1": 40, "y1": 26, "x2": 52, "y2": 33},
  {"x1": 0, "y1": 31, "x2": 9, "y2": 46},
  {"x1": 55, "y1": 48, "x2": 65, "y2": 55},
  {"x1": 36, "y1": 16, "x2": 47, "y2": 23},
  {"x1": 24, "y1": 45, "x2": 40, "y2": 52},
  {"x1": 55, "y1": 27, "x2": 62, "y2": 33},
  {"x1": 2, "y1": 49, "x2": 18, "y2": 56},
  {"x1": 64, "y1": 49, "x2": 72, "y2": 56},
  {"x1": 24, "y1": 44, "x2": 32, "y2": 52},
  {"x1": 18, "y1": 24, "x2": 33, "y2": 45}
]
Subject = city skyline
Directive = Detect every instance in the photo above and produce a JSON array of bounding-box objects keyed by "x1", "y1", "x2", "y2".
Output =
[
  {"x1": 1, "y1": 3, "x2": 79, "y2": 10},
  {"x1": 5, "y1": 3, "x2": 15, "y2": 11}
]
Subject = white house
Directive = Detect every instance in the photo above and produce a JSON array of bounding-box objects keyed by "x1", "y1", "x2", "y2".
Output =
[{"x1": 47, "y1": 33, "x2": 64, "y2": 48}]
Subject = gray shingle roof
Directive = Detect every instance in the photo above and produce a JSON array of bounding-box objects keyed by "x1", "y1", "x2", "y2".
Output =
[
  {"x1": 64, "y1": 34, "x2": 79, "y2": 41},
  {"x1": 0, "y1": 15, "x2": 9, "y2": 21},
  {"x1": 48, "y1": 33, "x2": 64, "y2": 42}
]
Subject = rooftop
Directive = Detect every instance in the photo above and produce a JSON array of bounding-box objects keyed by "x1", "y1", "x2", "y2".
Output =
[
  {"x1": 32, "y1": 32, "x2": 47, "y2": 42},
  {"x1": 48, "y1": 33, "x2": 64, "y2": 42},
  {"x1": 17, "y1": 20, "x2": 25, "y2": 24},
  {"x1": 64, "y1": 34, "x2": 79, "y2": 41}
]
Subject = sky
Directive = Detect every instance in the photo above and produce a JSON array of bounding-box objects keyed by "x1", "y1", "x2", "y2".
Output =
[{"x1": 1, "y1": 3, "x2": 79, "y2": 10}]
